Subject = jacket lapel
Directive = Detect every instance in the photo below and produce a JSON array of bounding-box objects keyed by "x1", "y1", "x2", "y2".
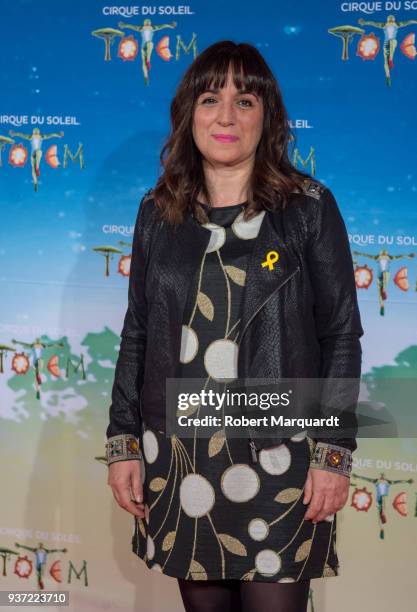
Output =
[
  {"x1": 237, "y1": 208, "x2": 300, "y2": 341},
  {"x1": 163, "y1": 212, "x2": 212, "y2": 335}
]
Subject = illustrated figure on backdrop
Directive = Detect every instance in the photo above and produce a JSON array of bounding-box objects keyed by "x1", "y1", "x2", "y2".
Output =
[
  {"x1": 11, "y1": 337, "x2": 64, "y2": 398},
  {"x1": 118, "y1": 19, "x2": 176, "y2": 84},
  {"x1": 353, "y1": 249, "x2": 415, "y2": 315},
  {"x1": 8, "y1": 128, "x2": 64, "y2": 191},
  {"x1": 104, "y1": 41, "x2": 364, "y2": 612},
  {"x1": 351, "y1": 472, "x2": 413, "y2": 539},
  {"x1": 14, "y1": 542, "x2": 67, "y2": 590},
  {"x1": 358, "y1": 15, "x2": 417, "y2": 85}
]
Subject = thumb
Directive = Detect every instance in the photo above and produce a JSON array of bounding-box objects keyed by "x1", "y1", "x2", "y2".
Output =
[
  {"x1": 131, "y1": 462, "x2": 143, "y2": 503},
  {"x1": 303, "y1": 470, "x2": 312, "y2": 504}
]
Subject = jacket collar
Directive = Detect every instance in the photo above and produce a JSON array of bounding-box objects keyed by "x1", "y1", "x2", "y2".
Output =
[{"x1": 165, "y1": 204, "x2": 300, "y2": 340}]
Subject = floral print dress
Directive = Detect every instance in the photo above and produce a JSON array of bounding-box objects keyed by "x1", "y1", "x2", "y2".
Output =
[{"x1": 132, "y1": 201, "x2": 339, "y2": 582}]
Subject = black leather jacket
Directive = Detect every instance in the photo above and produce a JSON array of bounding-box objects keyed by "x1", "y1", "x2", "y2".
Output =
[{"x1": 106, "y1": 179, "x2": 364, "y2": 468}]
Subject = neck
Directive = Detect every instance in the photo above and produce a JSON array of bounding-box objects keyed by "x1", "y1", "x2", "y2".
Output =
[{"x1": 199, "y1": 156, "x2": 254, "y2": 206}]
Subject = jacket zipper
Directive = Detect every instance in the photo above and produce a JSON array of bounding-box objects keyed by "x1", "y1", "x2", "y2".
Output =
[
  {"x1": 242, "y1": 265, "x2": 301, "y2": 464},
  {"x1": 249, "y1": 439, "x2": 258, "y2": 463},
  {"x1": 139, "y1": 386, "x2": 144, "y2": 428},
  {"x1": 239, "y1": 266, "x2": 300, "y2": 346}
]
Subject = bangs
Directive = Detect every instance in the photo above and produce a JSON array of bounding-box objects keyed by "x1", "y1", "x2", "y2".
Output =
[{"x1": 192, "y1": 45, "x2": 268, "y2": 99}]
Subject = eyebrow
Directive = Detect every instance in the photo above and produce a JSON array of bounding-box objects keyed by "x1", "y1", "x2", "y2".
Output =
[{"x1": 201, "y1": 88, "x2": 259, "y2": 99}]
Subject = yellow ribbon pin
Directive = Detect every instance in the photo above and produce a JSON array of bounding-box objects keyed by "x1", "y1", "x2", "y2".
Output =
[{"x1": 261, "y1": 250, "x2": 280, "y2": 271}]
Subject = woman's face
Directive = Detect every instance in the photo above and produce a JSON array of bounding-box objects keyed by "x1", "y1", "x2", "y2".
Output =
[{"x1": 192, "y1": 68, "x2": 264, "y2": 167}]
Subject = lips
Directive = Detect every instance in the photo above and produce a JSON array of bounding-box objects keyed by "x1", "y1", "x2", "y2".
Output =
[{"x1": 212, "y1": 134, "x2": 239, "y2": 143}]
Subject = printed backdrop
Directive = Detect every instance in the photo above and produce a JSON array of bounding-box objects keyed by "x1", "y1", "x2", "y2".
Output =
[{"x1": 1, "y1": 1, "x2": 417, "y2": 610}]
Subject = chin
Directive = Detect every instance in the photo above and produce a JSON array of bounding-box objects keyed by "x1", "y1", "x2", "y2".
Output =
[{"x1": 208, "y1": 151, "x2": 243, "y2": 165}]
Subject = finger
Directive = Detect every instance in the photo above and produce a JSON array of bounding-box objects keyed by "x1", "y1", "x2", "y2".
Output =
[
  {"x1": 314, "y1": 503, "x2": 337, "y2": 522},
  {"x1": 304, "y1": 489, "x2": 325, "y2": 522},
  {"x1": 336, "y1": 489, "x2": 349, "y2": 510},
  {"x1": 118, "y1": 488, "x2": 145, "y2": 518},
  {"x1": 111, "y1": 486, "x2": 122, "y2": 507},
  {"x1": 303, "y1": 471, "x2": 313, "y2": 504},
  {"x1": 131, "y1": 463, "x2": 144, "y2": 504},
  {"x1": 312, "y1": 488, "x2": 343, "y2": 521},
  {"x1": 112, "y1": 479, "x2": 145, "y2": 518}
]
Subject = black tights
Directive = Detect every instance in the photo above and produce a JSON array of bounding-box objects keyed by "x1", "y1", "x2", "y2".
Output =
[{"x1": 177, "y1": 577, "x2": 311, "y2": 612}]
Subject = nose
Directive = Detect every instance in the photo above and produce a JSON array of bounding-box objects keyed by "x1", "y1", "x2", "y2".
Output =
[{"x1": 216, "y1": 101, "x2": 235, "y2": 126}]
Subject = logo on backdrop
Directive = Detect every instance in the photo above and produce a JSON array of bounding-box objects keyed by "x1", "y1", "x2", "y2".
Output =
[
  {"x1": 329, "y1": 11, "x2": 417, "y2": 86},
  {"x1": 91, "y1": 16, "x2": 198, "y2": 86},
  {"x1": 0, "y1": 536, "x2": 88, "y2": 590},
  {"x1": 0, "y1": 118, "x2": 84, "y2": 192}
]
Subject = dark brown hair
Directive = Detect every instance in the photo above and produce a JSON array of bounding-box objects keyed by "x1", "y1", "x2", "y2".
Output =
[{"x1": 153, "y1": 40, "x2": 313, "y2": 226}]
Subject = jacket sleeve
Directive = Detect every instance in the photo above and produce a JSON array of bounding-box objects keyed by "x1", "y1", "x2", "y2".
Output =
[
  {"x1": 305, "y1": 186, "x2": 364, "y2": 478},
  {"x1": 105, "y1": 192, "x2": 152, "y2": 466}
]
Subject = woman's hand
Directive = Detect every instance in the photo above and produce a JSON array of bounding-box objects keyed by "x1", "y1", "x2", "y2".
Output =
[
  {"x1": 107, "y1": 460, "x2": 145, "y2": 519},
  {"x1": 302, "y1": 468, "x2": 350, "y2": 523}
]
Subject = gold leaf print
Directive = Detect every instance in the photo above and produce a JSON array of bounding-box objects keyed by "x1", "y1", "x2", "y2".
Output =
[
  {"x1": 323, "y1": 564, "x2": 336, "y2": 577},
  {"x1": 176, "y1": 400, "x2": 200, "y2": 418},
  {"x1": 219, "y1": 533, "x2": 247, "y2": 556},
  {"x1": 149, "y1": 477, "x2": 167, "y2": 492},
  {"x1": 208, "y1": 429, "x2": 226, "y2": 457},
  {"x1": 241, "y1": 570, "x2": 256, "y2": 581},
  {"x1": 197, "y1": 291, "x2": 214, "y2": 321},
  {"x1": 295, "y1": 538, "x2": 312, "y2": 562},
  {"x1": 274, "y1": 488, "x2": 302, "y2": 504},
  {"x1": 162, "y1": 530, "x2": 176, "y2": 551},
  {"x1": 189, "y1": 560, "x2": 208, "y2": 580},
  {"x1": 138, "y1": 518, "x2": 146, "y2": 539},
  {"x1": 225, "y1": 265, "x2": 246, "y2": 286}
]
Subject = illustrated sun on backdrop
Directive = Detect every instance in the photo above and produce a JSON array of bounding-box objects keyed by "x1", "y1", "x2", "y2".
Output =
[
  {"x1": 9, "y1": 144, "x2": 28, "y2": 167},
  {"x1": 11, "y1": 352, "x2": 30, "y2": 375},
  {"x1": 118, "y1": 254, "x2": 131, "y2": 277},
  {"x1": 351, "y1": 487, "x2": 373, "y2": 512},
  {"x1": 354, "y1": 264, "x2": 373, "y2": 289},
  {"x1": 14, "y1": 555, "x2": 32, "y2": 579},
  {"x1": 357, "y1": 32, "x2": 380, "y2": 60},
  {"x1": 118, "y1": 35, "x2": 139, "y2": 61}
]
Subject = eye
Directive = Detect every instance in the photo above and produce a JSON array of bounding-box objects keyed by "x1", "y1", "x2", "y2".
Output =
[
  {"x1": 200, "y1": 96, "x2": 217, "y2": 104},
  {"x1": 198, "y1": 95, "x2": 257, "y2": 107},
  {"x1": 238, "y1": 98, "x2": 254, "y2": 108}
]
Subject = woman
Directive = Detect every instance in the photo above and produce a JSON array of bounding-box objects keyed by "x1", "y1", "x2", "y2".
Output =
[{"x1": 105, "y1": 40, "x2": 364, "y2": 612}]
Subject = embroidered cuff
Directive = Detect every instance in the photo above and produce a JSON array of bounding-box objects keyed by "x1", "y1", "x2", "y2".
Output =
[
  {"x1": 105, "y1": 434, "x2": 143, "y2": 466},
  {"x1": 309, "y1": 442, "x2": 352, "y2": 478}
]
